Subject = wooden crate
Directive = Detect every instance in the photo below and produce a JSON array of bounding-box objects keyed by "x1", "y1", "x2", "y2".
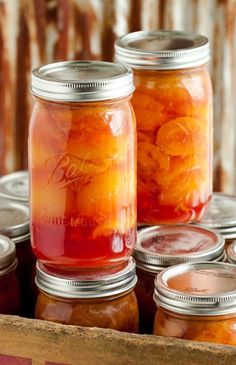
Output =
[{"x1": 0, "y1": 315, "x2": 236, "y2": 365}]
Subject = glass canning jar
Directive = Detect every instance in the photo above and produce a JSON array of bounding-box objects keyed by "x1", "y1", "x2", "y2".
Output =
[
  {"x1": 195, "y1": 193, "x2": 236, "y2": 247},
  {"x1": 115, "y1": 30, "x2": 212, "y2": 224},
  {"x1": 29, "y1": 61, "x2": 136, "y2": 270},
  {"x1": 35, "y1": 257, "x2": 139, "y2": 332},
  {"x1": 0, "y1": 200, "x2": 35, "y2": 316},
  {"x1": 134, "y1": 225, "x2": 225, "y2": 333},
  {"x1": 153, "y1": 262, "x2": 236, "y2": 345},
  {"x1": 0, "y1": 235, "x2": 20, "y2": 314}
]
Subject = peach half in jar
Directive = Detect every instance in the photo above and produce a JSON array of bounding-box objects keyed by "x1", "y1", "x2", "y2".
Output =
[
  {"x1": 29, "y1": 61, "x2": 136, "y2": 269},
  {"x1": 115, "y1": 30, "x2": 212, "y2": 224}
]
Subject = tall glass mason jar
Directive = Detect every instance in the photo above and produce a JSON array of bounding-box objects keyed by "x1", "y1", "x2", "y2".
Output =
[
  {"x1": 115, "y1": 30, "x2": 212, "y2": 224},
  {"x1": 29, "y1": 61, "x2": 136, "y2": 270}
]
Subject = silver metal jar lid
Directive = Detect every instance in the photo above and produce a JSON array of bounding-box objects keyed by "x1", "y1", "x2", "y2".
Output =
[
  {"x1": 154, "y1": 262, "x2": 236, "y2": 316},
  {"x1": 115, "y1": 30, "x2": 210, "y2": 70},
  {"x1": 195, "y1": 193, "x2": 236, "y2": 238},
  {"x1": 227, "y1": 241, "x2": 236, "y2": 264},
  {"x1": 0, "y1": 171, "x2": 28, "y2": 202},
  {"x1": 0, "y1": 235, "x2": 17, "y2": 275},
  {"x1": 35, "y1": 257, "x2": 137, "y2": 299},
  {"x1": 0, "y1": 200, "x2": 29, "y2": 238},
  {"x1": 134, "y1": 225, "x2": 224, "y2": 274},
  {"x1": 31, "y1": 60, "x2": 134, "y2": 102}
]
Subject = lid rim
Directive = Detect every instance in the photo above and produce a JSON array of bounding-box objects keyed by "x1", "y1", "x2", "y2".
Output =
[
  {"x1": 115, "y1": 30, "x2": 210, "y2": 70},
  {"x1": 31, "y1": 60, "x2": 134, "y2": 102},
  {"x1": 154, "y1": 262, "x2": 236, "y2": 316},
  {"x1": 35, "y1": 258, "x2": 137, "y2": 299}
]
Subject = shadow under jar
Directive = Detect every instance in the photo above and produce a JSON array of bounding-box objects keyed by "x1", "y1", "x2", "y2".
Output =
[
  {"x1": 153, "y1": 262, "x2": 236, "y2": 345},
  {"x1": 29, "y1": 61, "x2": 136, "y2": 270},
  {"x1": 115, "y1": 30, "x2": 213, "y2": 224},
  {"x1": 134, "y1": 224, "x2": 225, "y2": 334},
  {"x1": 35, "y1": 257, "x2": 139, "y2": 332}
]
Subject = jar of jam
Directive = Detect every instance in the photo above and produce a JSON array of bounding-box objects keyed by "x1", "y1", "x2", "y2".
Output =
[
  {"x1": 153, "y1": 262, "x2": 236, "y2": 345},
  {"x1": 29, "y1": 61, "x2": 136, "y2": 270},
  {"x1": 115, "y1": 30, "x2": 212, "y2": 224},
  {"x1": 227, "y1": 240, "x2": 236, "y2": 263},
  {"x1": 134, "y1": 225, "x2": 225, "y2": 333},
  {"x1": 0, "y1": 200, "x2": 36, "y2": 316},
  {"x1": 35, "y1": 257, "x2": 139, "y2": 332},
  {"x1": 196, "y1": 193, "x2": 236, "y2": 247},
  {"x1": 0, "y1": 234, "x2": 20, "y2": 314},
  {"x1": 0, "y1": 171, "x2": 28, "y2": 203}
]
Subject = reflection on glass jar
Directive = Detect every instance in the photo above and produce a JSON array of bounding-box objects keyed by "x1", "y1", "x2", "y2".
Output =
[
  {"x1": 0, "y1": 235, "x2": 20, "y2": 314},
  {"x1": 153, "y1": 262, "x2": 236, "y2": 345},
  {"x1": 134, "y1": 225, "x2": 225, "y2": 333},
  {"x1": 29, "y1": 61, "x2": 136, "y2": 270},
  {"x1": 35, "y1": 258, "x2": 139, "y2": 332},
  {"x1": 115, "y1": 30, "x2": 212, "y2": 224}
]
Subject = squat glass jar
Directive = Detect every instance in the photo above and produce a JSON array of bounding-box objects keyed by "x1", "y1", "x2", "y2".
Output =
[
  {"x1": 115, "y1": 30, "x2": 212, "y2": 224},
  {"x1": 35, "y1": 257, "x2": 139, "y2": 332},
  {"x1": 153, "y1": 262, "x2": 236, "y2": 345},
  {"x1": 0, "y1": 235, "x2": 20, "y2": 314},
  {"x1": 29, "y1": 61, "x2": 136, "y2": 270},
  {"x1": 134, "y1": 225, "x2": 225, "y2": 333}
]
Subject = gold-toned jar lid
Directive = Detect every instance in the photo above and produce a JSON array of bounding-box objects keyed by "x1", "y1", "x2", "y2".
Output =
[
  {"x1": 134, "y1": 225, "x2": 225, "y2": 273},
  {"x1": 36, "y1": 257, "x2": 137, "y2": 299},
  {"x1": 0, "y1": 171, "x2": 28, "y2": 202},
  {"x1": 154, "y1": 262, "x2": 236, "y2": 316},
  {"x1": 115, "y1": 30, "x2": 210, "y2": 70}
]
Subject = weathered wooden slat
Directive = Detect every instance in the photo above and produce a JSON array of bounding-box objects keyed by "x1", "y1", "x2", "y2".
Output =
[{"x1": 0, "y1": 315, "x2": 235, "y2": 365}]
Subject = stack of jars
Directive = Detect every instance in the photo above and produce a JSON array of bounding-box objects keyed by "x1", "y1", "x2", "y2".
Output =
[
  {"x1": 29, "y1": 60, "x2": 139, "y2": 332},
  {"x1": 114, "y1": 30, "x2": 236, "y2": 346}
]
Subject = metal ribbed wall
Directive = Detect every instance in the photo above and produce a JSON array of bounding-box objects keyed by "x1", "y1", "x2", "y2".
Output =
[{"x1": 0, "y1": 0, "x2": 235, "y2": 193}]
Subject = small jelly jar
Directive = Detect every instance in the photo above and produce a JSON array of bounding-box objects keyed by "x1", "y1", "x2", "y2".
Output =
[
  {"x1": 0, "y1": 234, "x2": 20, "y2": 314},
  {"x1": 153, "y1": 262, "x2": 236, "y2": 345},
  {"x1": 0, "y1": 171, "x2": 28, "y2": 203},
  {"x1": 134, "y1": 225, "x2": 225, "y2": 333},
  {"x1": 195, "y1": 192, "x2": 236, "y2": 247},
  {"x1": 29, "y1": 61, "x2": 136, "y2": 270},
  {"x1": 115, "y1": 30, "x2": 212, "y2": 224},
  {"x1": 35, "y1": 257, "x2": 139, "y2": 332},
  {"x1": 0, "y1": 200, "x2": 36, "y2": 316}
]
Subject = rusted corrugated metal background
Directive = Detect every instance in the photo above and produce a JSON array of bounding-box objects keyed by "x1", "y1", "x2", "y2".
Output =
[{"x1": 0, "y1": 0, "x2": 235, "y2": 193}]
